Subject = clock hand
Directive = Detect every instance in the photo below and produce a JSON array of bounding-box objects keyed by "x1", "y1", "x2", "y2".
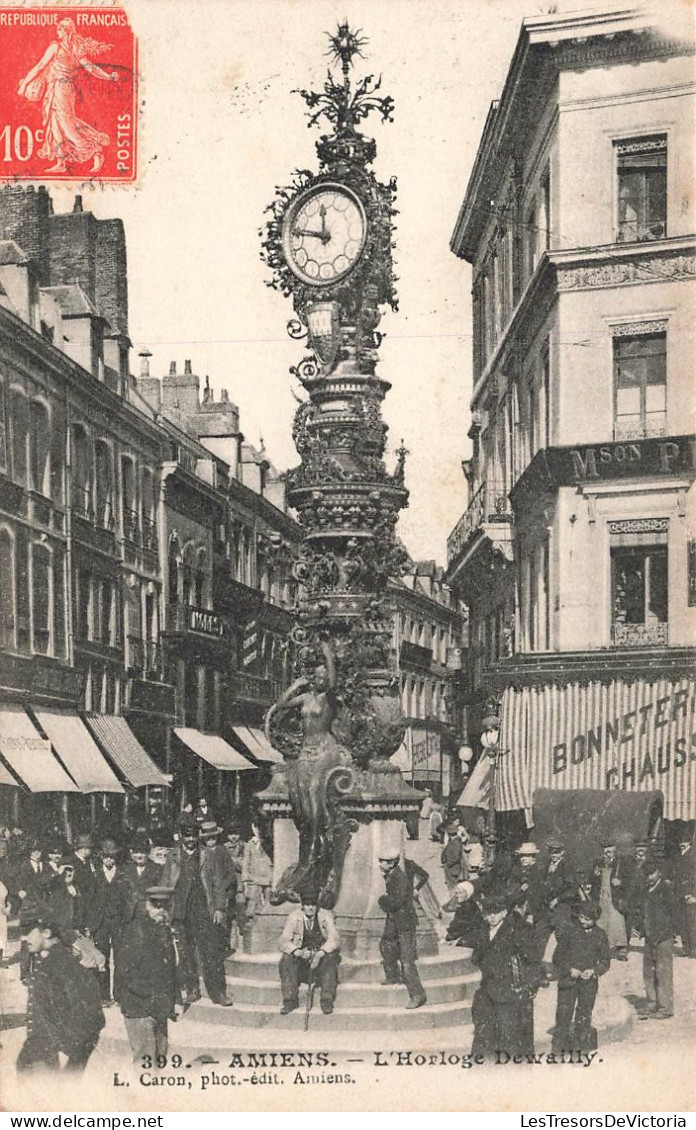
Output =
[{"x1": 293, "y1": 227, "x2": 327, "y2": 239}]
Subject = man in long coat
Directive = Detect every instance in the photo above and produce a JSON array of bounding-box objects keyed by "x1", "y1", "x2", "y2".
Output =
[
  {"x1": 670, "y1": 834, "x2": 696, "y2": 958},
  {"x1": 167, "y1": 819, "x2": 234, "y2": 1006},
  {"x1": 86, "y1": 838, "x2": 125, "y2": 1004},
  {"x1": 470, "y1": 891, "x2": 543, "y2": 1059},
  {"x1": 639, "y1": 863, "x2": 675, "y2": 1020},
  {"x1": 116, "y1": 887, "x2": 179, "y2": 1062},
  {"x1": 17, "y1": 911, "x2": 105, "y2": 1073},
  {"x1": 378, "y1": 847, "x2": 427, "y2": 1009}
]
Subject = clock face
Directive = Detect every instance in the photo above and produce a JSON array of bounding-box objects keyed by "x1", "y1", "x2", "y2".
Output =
[{"x1": 282, "y1": 183, "x2": 367, "y2": 286}]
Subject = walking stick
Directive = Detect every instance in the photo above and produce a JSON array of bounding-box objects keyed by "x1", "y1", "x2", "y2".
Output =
[{"x1": 304, "y1": 970, "x2": 315, "y2": 1032}]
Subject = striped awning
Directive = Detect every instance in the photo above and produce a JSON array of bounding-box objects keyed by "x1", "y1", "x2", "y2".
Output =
[
  {"x1": 85, "y1": 714, "x2": 169, "y2": 788},
  {"x1": 34, "y1": 709, "x2": 123, "y2": 793},
  {"x1": 457, "y1": 754, "x2": 491, "y2": 809},
  {"x1": 174, "y1": 728, "x2": 254, "y2": 771},
  {"x1": 0, "y1": 706, "x2": 79, "y2": 793},
  {"x1": 497, "y1": 676, "x2": 696, "y2": 821},
  {"x1": 232, "y1": 725, "x2": 283, "y2": 765}
]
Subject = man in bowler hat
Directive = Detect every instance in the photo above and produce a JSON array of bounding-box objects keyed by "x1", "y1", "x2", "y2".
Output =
[
  {"x1": 378, "y1": 847, "x2": 427, "y2": 1009},
  {"x1": 552, "y1": 900, "x2": 610, "y2": 1052},
  {"x1": 278, "y1": 879, "x2": 341, "y2": 1015}
]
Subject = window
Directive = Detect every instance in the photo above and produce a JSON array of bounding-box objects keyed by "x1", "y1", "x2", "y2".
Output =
[
  {"x1": 168, "y1": 539, "x2": 180, "y2": 605},
  {"x1": 72, "y1": 426, "x2": 92, "y2": 518},
  {"x1": 30, "y1": 401, "x2": 51, "y2": 496},
  {"x1": 10, "y1": 389, "x2": 28, "y2": 485},
  {"x1": 76, "y1": 568, "x2": 92, "y2": 640},
  {"x1": 0, "y1": 528, "x2": 16, "y2": 650},
  {"x1": 32, "y1": 543, "x2": 51, "y2": 655},
  {"x1": 612, "y1": 545, "x2": 667, "y2": 647},
  {"x1": 95, "y1": 441, "x2": 114, "y2": 530},
  {"x1": 96, "y1": 579, "x2": 113, "y2": 644},
  {"x1": 614, "y1": 332, "x2": 666, "y2": 441},
  {"x1": 616, "y1": 136, "x2": 666, "y2": 243},
  {"x1": 121, "y1": 456, "x2": 138, "y2": 540}
]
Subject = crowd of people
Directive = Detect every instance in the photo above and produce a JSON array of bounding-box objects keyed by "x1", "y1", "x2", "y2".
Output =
[
  {"x1": 436, "y1": 817, "x2": 695, "y2": 1057},
  {"x1": 0, "y1": 801, "x2": 694, "y2": 1073},
  {"x1": 0, "y1": 800, "x2": 274, "y2": 1071}
]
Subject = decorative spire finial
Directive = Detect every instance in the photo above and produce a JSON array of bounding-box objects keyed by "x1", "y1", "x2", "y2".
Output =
[{"x1": 326, "y1": 23, "x2": 368, "y2": 86}]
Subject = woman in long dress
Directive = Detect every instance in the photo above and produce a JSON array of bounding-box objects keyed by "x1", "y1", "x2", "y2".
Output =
[
  {"x1": 593, "y1": 844, "x2": 628, "y2": 959},
  {"x1": 18, "y1": 18, "x2": 118, "y2": 173}
]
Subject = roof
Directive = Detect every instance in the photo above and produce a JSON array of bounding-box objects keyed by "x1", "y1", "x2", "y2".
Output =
[
  {"x1": 0, "y1": 239, "x2": 29, "y2": 266},
  {"x1": 41, "y1": 284, "x2": 102, "y2": 319}
]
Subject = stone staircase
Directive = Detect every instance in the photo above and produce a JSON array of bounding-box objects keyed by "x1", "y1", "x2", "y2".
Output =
[{"x1": 186, "y1": 950, "x2": 479, "y2": 1031}]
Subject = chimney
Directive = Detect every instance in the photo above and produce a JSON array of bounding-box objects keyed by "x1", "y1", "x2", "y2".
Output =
[
  {"x1": 169, "y1": 361, "x2": 177, "y2": 374},
  {"x1": 73, "y1": 195, "x2": 83, "y2": 213},
  {"x1": 138, "y1": 349, "x2": 152, "y2": 378},
  {"x1": 184, "y1": 359, "x2": 192, "y2": 374},
  {"x1": 220, "y1": 389, "x2": 229, "y2": 403}
]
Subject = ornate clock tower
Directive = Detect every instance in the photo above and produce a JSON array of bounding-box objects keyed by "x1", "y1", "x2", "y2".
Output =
[{"x1": 255, "y1": 26, "x2": 429, "y2": 959}]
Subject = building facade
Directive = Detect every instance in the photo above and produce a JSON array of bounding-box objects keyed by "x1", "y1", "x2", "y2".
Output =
[
  {"x1": 0, "y1": 187, "x2": 172, "y2": 834},
  {"x1": 390, "y1": 560, "x2": 467, "y2": 800},
  {"x1": 0, "y1": 187, "x2": 300, "y2": 834},
  {"x1": 446, "y1": 9, "x2": 696, "y2": 836}
]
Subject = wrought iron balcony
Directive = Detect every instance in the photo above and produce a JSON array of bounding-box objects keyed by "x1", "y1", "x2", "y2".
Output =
[
  {"x1": 447, "y1": 480, "x2": 513, "y2": 564},
  {"x1": 612, "y1": 621, "x2": 668, "y2": 648},
  {"x1": 233, "y1": 670, "x2": 275, "y2": 705}
]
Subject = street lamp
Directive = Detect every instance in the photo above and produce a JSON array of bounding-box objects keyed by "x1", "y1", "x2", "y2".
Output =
[{"x1": 480, "y1": 699, "x2": 502, "y2": 868}]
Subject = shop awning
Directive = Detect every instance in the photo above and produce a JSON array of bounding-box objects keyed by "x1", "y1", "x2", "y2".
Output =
[
  {"x1": 0, "y1": 759, "x2": 18, "y2": 786},
  {"x1": 34, "y1": 709, "x2": 123, "y2": 793},
  {"x1": 174, "y1": 728, "x2": 255, "y2": 771},
  {"x1": 0, "y1": 706, "x2": 79, "y2": 793},
  {"x1": 232, "y1": 725, "x2": 283, "y2": 765},
  {"x1": 390, "y1": 740, "x2": 411, "y2": 774},
  {"x1": 498, "y1": 676, "x2": 696, "y2": 821},
  {"x1": 457, "y1": 754, "x2": 491, "y2": 810},
  {"x1": 85, "y1": 714, "x2": 169, "y2": 788}
]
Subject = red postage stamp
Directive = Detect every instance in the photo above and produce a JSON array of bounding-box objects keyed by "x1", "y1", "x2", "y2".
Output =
[{"x1": 0, "y1": 7, "x2": 137, "y2": 182}]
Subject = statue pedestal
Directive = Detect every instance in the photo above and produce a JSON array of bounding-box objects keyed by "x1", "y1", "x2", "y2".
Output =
[{"x1": 248, "y1": 767, "x2": 438, "y2": 960}]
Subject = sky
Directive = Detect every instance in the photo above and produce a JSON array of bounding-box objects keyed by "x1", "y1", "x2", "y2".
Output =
[{"x1": 46, "y1": 0, "x2": 611, "y2": 562}]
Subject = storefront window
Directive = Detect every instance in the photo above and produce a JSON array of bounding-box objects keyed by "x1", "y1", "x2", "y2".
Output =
[{"x1": 611, "y1": 544, "x2": 668, "y2": 647}]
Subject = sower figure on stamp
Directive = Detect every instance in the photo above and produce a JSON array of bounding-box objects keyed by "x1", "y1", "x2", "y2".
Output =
[
  {"x1": 17, "y1": 910, "x2": 105, "y2": 1075},
  {"x1": 378, "y1": 847, "x2": 427, "y2": 1010},
  {"x1": 470, "y1": 891, "x2": 543, "y2": 1060},
  {"x1": 116, "y1": 886, "x2": 180, "y2": 1063},
  {"x1": 278, "y1": 878, "x2": 341, "y2": 1016},
  {"x1": 551, "y1": 900, "x2": 610, "y2": 1053}
]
